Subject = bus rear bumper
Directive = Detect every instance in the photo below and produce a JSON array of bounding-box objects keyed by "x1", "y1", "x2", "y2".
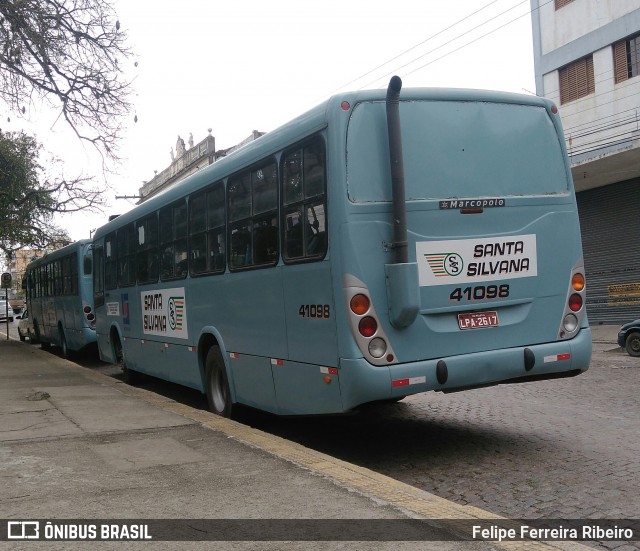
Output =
[{"x1": 339, "y1": 327, "x2": 592, "y2": 410}]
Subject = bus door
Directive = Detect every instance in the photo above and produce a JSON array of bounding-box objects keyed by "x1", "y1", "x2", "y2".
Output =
[{"x1": 275, "y1": 141, "x2": 342, "y2": 414}]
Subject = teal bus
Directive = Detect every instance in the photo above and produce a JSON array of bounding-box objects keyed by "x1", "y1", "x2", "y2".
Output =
[
  {"x1": 92, "y1": 77, "x2": 591, "y2": 417},
  {"x1": 24, "y1": 239, "x2": 96, "y2": 356}
]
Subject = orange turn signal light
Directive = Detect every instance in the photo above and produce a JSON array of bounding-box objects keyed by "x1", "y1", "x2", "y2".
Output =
[
  {"x1": 572, "y1": 273, "x2": 585, "y2": 292},
  {"x1": 350, "y1": 294, "x2": 370, "y2": 315}
]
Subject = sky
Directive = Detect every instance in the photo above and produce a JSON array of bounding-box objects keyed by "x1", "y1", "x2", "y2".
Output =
[{"x1": 5, "y1": 0, "x2": 537, "y2": 243}]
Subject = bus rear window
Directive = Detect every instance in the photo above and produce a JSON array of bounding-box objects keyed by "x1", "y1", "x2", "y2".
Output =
[{"x1": 346, "y1": 100, "x2": 569, "y2": 203}]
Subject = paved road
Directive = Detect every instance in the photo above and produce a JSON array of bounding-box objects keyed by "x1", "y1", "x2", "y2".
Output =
[{"x1": 11, "y1": 322, "x2": 640, "y2": 550}]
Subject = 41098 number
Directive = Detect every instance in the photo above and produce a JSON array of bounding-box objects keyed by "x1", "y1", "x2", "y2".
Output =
[
  {"x1": 299, "y1": 304, "x2": 331, "y2": 319},
  {"x1": 449, "y1": 284, "x2": 510, "y2": 302}
]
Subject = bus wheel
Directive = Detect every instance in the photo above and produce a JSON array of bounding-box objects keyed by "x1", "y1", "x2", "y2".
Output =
[
  {"x1": 205, "y1": 346, "x2": 234, "y2": 418},
  {"x1": 59, "y1": 329, "x2": 69, "y2": 358},
  {"x1": 114, "y1": 335, "x2": 140, "y2": 385},
  {"x1": 34, "y1": 322, "x2": 49, "y2": 349}
]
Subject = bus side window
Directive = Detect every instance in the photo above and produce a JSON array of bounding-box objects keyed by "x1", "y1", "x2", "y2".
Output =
[
  {"x1": 189, "y1": 190, "x2": 207, "y2": 274},
  {"x1": 136, "y1": 214, "x2": 158, "y2": 284},
  {"x1": 105, "y1": 233, "x2": 117, "y2": 290},
  {"x1": 93, "y1": 246, "x2": 105, "y2": 308},
  {"x1": 117, "y1": 224, "x2": 136, "y2": 287},
  {"x1": 159, "y1": 200, "x2": 188, "y2": 281},
  {"x1": 252, "y1": 163, "x2": 278, "y2": 265},
  {"x1": 189, "y1": 181, "x2": 226, "y2": 276},
  {"x1": 282, "y1": 136, "x2": 327, "y2": 261},
  {"x1": 83, "y1": 254, "x2": 92, "y2": 276},
  {"x1": 228, "y1": 162, "x2": 278, "y2": 270}
]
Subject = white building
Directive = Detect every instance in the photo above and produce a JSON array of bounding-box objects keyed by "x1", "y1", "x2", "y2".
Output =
[
  {"x1": 138, "y1": 130, "x2": 265, "y2": 204},
  {"x1": 531, "y1": 0, "x2": 640, "y2": 323}
]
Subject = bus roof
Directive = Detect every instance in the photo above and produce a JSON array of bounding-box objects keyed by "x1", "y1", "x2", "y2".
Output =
[
  {"x1": 93, "y1": 86, "x2": 555, "y2": 240},
  {"x1": 27, "y1": 239, "x2": 93, "y2": 268}
]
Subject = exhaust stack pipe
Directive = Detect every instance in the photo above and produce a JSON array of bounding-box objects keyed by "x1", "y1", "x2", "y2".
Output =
[
  {"x1": 384, "y1": 76, "x2": 420, "y2": 329},
  {"x1": 386, "y1": 75, "x2": 408, "y2": 264}
]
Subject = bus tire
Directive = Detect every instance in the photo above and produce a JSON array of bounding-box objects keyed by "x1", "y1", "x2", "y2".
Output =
[
  {"x1": 113, "y1": 334, "x2": 141, "y2": 385},
  {"x1": 34, "y1": 321, "x2": 49, "y2": 349},
  {"x1": 59, "y1": 328, "x2": 69, "y2": 358},
  {"x1": 205, "y1": 346, "x2": 234, "y2": 418},
  {"x1": 625, "y1": 331, "x2": 640, "y2": 357}
]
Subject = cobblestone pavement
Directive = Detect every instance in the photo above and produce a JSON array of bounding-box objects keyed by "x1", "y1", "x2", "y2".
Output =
[{"x1": 242, "y1": 345, "x2": 640, "y2": 551}]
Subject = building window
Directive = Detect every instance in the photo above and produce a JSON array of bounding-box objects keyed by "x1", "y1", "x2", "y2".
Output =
[
  {"x1": 559, "y1": 56, "x2": 595, "y2": 104},
  {"x1": 614, "y1": 35, "x2": 640, "y2": 84},
  {"x1": 555, "y1": 0, "x2": 575, "y2": 9}
]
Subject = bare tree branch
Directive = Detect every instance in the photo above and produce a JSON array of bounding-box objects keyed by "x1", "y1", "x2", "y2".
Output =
[{"x1": 0, "y1": 0, "x2": 134, "y2": 161}]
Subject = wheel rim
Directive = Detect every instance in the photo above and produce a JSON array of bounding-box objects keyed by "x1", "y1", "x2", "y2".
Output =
[
  {"x1": 211, "y1": 368, "x2": 227, "y2": 413},
  {"x1": 630, "y1": 338, "x2": 640, "y2": 353}
]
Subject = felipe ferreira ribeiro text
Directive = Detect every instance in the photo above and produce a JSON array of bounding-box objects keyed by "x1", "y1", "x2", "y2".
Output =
[{"x1": 473, "y1": 524, "x2": 634, "y2": 542}]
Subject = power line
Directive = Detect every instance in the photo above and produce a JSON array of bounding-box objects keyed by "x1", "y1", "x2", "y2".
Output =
[
  {"x1": 323, "y1": 0, "x2": 538, "y2": 99},
  {"x1": 368, "y1": 0, "x2": 536, "y2": 88},
  {"x1": 332, "y1": 0, "x2": 501, "y2": 94}
]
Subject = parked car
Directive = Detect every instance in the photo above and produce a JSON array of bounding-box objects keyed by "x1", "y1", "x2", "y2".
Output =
[
  {"x1": 17, "y1": 309, "x2": 35, "y2": 342},
  {"x1": 617, "y1": 319, "x2": 640, "y2": 357},
  {"x1": 0, "y1": 300, "x2": 14, "y2": 322}
]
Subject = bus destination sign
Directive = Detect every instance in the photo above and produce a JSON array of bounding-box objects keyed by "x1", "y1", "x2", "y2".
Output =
[{"x1": 141, "y1": 288, "x2": 189, "y2": 339}]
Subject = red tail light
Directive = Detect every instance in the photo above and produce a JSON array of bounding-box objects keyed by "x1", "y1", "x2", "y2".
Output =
[
  {"x1": 569, "y1": 294, "x2": 583, "y2": 312},
  {"x1": 358, "y1": 317, "x2": 377, "y2": 337}
]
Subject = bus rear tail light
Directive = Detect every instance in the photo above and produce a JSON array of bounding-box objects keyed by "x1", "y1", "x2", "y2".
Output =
[
  {"x1": 83, "y1": 304, "x2": 96, "y2": 330},
  {"x1": 368, "y1": 337, "x2": 387, "y2": 358},
  {"x1": 350, "y1": 294, "x2": 370, "y2": 315},
  {"x1": 563, "y1": 313, "x2": 578, "y2": 332},
  {"x1": 568, "y1": 294, "x2": 583, "y2": 312},
  {"x1": 558, "y1": 265, "x2": 586, "y2": 340},
  {"x1": 344, "y1": 274, "x2": 397, "y2": 366},
  {"x1": 358, "y1": 317, "x2": 377, "y2": 337},
  {"x1": 572, "y1": 273, "x2": 585, "y2": 291}
]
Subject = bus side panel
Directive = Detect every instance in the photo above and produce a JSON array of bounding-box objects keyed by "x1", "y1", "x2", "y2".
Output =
[
  {"x1": 281, "y1": 260, "x2": 338, "y2": 366},
  {"x1": 132, "y1": 340, "x2": 202, "y2": 390},
  {"x1": 272, "y1": 360, "x2": 342, "y2": 415},
  {"x1": 227, "y1": 354, "x2": 278, "y2": 413},
  {"x1": 189, "y1": 269, "x2": 288, "y2": 359}
]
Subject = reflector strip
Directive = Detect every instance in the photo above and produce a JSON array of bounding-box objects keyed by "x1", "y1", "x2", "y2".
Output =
[
  {"x1": 392, "y1": 376, "x2": 426, "y2": 387},
  {"x1": 164, "y1": 343, "x2": 171, "y2": 349},
  {"x1": 188, "y1": 346, "x2": 195, "y2": 352},
  {"x1": 544, "y1": 353, "x2": 571, "y2": 363},
  {"x1": 141, "y1": 340, "x2": 145, "y2": 344},
  {"x1": 320, "y1": 367, "x2": 339, "y2": 375},
  {"x1": 271, "y1": 359, "x2": 284, "y2": 366},
  {"x1": 229, "y1": 352, "x2": 239, "y2": 359}
]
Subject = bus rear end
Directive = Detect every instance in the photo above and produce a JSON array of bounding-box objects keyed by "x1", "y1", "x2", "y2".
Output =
[{"x1": 337, "y1": 85, "x2": 591, "y2": 408}]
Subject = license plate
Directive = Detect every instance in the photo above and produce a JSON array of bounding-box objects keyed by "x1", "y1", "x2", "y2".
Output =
[{"x1": 458, "y1": 311, "x2": 499, "y2": 330}]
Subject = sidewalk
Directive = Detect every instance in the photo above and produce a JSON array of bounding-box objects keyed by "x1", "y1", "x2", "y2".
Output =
[
  {"x1": 589, "y1": 324, "x2": 622, "y2": 353},
  {"x1": 0, "y1": 340, "x2": 594, "y2": 550}
]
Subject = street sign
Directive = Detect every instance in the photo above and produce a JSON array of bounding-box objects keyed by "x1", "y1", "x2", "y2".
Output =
[{"x1": 1, "y1": 272, "x2": 11, "y2": 289}]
